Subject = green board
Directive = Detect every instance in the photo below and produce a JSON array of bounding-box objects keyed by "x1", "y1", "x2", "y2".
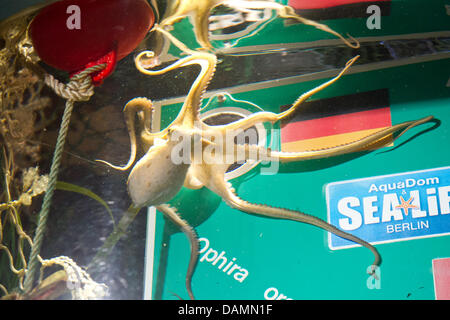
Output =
[{"x1": 144, "y1": 56, "x2": 450, "y2": 299}]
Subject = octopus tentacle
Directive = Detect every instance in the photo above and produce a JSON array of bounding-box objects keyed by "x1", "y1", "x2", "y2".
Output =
[
  {"x1": 204, "y1": 111, "x2": 278, "y2": 135},
  {"x1": 96, "y1": 97, "x2": 156, "y2": 170},
  {"x1": 152, "y1": 25, "x2": 199, "y2": 56},
  {"x1": 136, "y1": 50, "x2": 217, "y2": 127},
  {"x1": 157, "y1": 1, "x2": 360, "y2": 51},
  {"x1": 274, "y1": 115, "x2": 434, "y2": 162},
  {"x1": 156, "y1": 204, "x2": 199, "y2": 300},
  {"x1": 208, "y1": 114, "x2": 433, "y2": 171},
  {"x1": 211, "y1": 55, "x2": 359, "y2": 136},
  {"x1": 223, "y1": 0, "x2": 360, "y2": 48},
  {"x1": 159, "y1": 1, "x2": 219, "y2": 50},
  {"x1": 275, "y1": 4, "x2": 360, "y2": 49},
  {"x1": 276, "y1": 55, "x2": 359, "y2": 121},
  {"x1": 215, "y1": 115, "x2": 434, "y2": 164},
  {"x1": 226, "y1": 189, "x2": 381, "y2": 272},
  {"x1": 204, "y1": 170, "x2": 381, "y2": 273}
]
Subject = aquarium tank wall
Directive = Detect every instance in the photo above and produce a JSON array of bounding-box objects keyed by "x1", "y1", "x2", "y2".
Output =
[{"x1": 0, "y1": 0, "x2": 449, "y2": 300}]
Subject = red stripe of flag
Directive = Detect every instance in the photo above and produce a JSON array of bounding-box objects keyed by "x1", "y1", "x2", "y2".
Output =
[
  {"x1": 433, "y1": 258, "x2": 450, "y2": 300},
  {"x1": 281, "y1": 107, "x2": 391, "y2": 144},
  {"x1": 289, "y1": 0, "x2": 390, "y2": 10}
]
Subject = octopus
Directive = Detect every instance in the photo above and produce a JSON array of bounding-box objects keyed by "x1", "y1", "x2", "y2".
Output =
[
  {"x1": 99, "y1": 29, "x2": 434, "y2": 299},
  {"x1": 157, "y1": 0, "x2": 360, "y2": 50}
]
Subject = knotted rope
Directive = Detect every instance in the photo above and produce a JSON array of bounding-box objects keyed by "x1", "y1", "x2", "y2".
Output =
[{"x1": 23, "y1": 64, "x2": 105, "y2": 293}]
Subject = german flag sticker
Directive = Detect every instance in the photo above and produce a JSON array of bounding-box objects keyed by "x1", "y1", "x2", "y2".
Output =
[
  {"x1": 288, "y1": 0, "x2": 391, "y2": 20},
  {"x1": 432, "y1": 258, "x2": 450, "y2": 300},
  {"x1": 280, "y1": 89, "x2": 392, "y2": 153}
]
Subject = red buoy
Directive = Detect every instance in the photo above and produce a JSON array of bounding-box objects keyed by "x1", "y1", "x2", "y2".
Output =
[{"x1": 30, "y1": 0, "x2": 155, "y2": 85}]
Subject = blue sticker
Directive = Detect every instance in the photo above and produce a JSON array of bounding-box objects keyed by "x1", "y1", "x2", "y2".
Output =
[{"x1": 326, "y1": 166, "x2": 450, "y2": 249}]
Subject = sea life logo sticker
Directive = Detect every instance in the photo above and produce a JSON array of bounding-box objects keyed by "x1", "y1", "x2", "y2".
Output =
[{"x1": 326, "y1": 166, "x2": 450, "y2": 249}]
